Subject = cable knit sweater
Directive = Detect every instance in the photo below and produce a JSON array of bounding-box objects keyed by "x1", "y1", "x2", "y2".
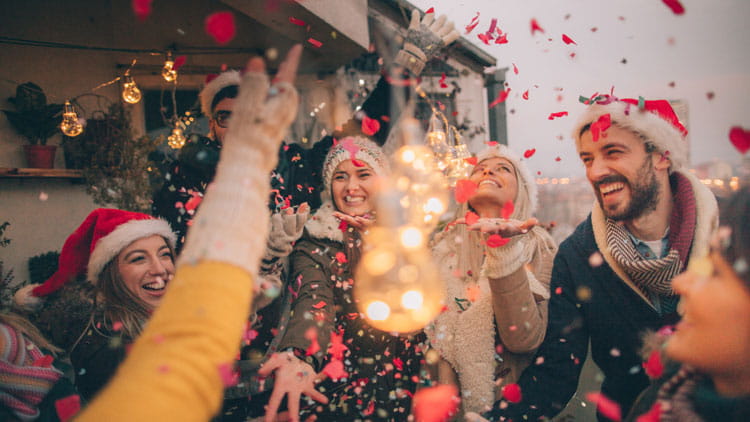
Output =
[{"x1": 426, "y1": 226, "x2": 556, "y2": 414}]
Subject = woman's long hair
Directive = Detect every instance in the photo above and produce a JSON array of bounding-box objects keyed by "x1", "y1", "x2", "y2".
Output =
[{"x1": 0, "y1": 311, "x2": 62, "y2": 354}]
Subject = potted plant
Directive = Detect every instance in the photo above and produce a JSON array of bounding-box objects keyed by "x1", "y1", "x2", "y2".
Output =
[{"x1": 2, "y1": 82, "x2": 63, "y2": 168}]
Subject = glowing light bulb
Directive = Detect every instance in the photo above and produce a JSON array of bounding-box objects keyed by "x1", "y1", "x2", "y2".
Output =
[
  {"x1": 60, "y1": 101, "x2": 83, "y2": 137},
  {"x1": 121, "y1": 74, "x2": 142, "y2": 104},
  {"x1": 401, "y1": 290, "x2": 424, "y2": 310},
  {"x1": 426, "y1": 113, "x2": 450, "y2": 169},
  {"x1": 399, "y1": 226, "x2": 423, "y2": 249},
  {"x1": 167, "y1": 125, "x2": 186, "y2": 149},
  {"x1": 161, "y1": 53, "x2": 177, "y2": 82},
  {"x1": 366, "y1": 301, "x2": 391, "y2": 321}
]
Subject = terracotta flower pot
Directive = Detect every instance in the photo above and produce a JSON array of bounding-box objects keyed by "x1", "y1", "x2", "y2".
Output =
[{"x1": 24, "y1": 145, "x2": 57, "y2": 169}]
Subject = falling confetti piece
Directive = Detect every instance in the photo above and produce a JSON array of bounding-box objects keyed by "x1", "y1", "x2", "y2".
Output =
[
  {"x1": 636, "y1": 402, "x2": 662, "y2": 422},
  {"x1": 322, "y1": 359, "x2": 348, "y2": 380},
  {"x1": 464, "y1": 156, "x2": 478, "y2": 166},
  {"x1": 523, "y1": 148, "x2": 536, "y2": 159},
  {"x1": 173, "y1": 55, "x2": 187, "y2": 71},
  {"x1": 589, "y1": 251, "x2": 604, "y2": 267},
  {"x1": 548, "y1": 111, "x2": 568, "y2": 120},
  {"x1": 706, "y1": 91, "x2": 715, "y2": 100},
  {"x1": 425, "y1": 7, "x2": 435, "y2": 14},
  {"x1": 185, "y1": 193, "x2": 203, "y2": 211},
  {"x1": 555, "y1": 156, "x2": 561, "y2": 162},
  {"x1": 328, "y1": 330, "x2": 348, "y2": 360},
  {"x1": 643, "y1": 350, "x2": 664, "y2": 379},
  {"x1": 33, "y1": 355, "x2": 54, "y2": 368},
  {"x1": 590, "y1": 113, "x2": 611, "y2": 142},
  {"x1": 464, "y1": 211, "x2": 480, "y2": 226},
  {"x1": 205, "y1": 11, "x2": 236, "y2": 45},
  {"x1": 662, "y1": 0, "x2": 685, "y2": 15},
  {"x1": 455, "y1": 179, "x2": 478, "y2": 203},
  {"x1": 465, "y1": 12, "x2": 480, "y2": 34},
  {"x1": 289, "y1": 16, "x2": 306, "y2": 26},
  {"x1": 39, "y1": 191, "x2": 48, "y2": 201},
  {"x1": 218, "y1": 362, "x2": 239, "y2": 387},
  {"x1": 502, "y1": 383, "x2": 522, "y2": 403},
  {"x1": 522, "y1": 90, "x2": 529, "y2": 100},
  {"x1": 307, "y1": 38, "x2": 323, "y2": 48},
  {"x1": 489, "y1": 88, "x2": 511, "y2": 109},
  {"x1": 477, "y1": 32, "x2": 492, "y2": 45},
  {"x1": 585, "y1": 392, "x2": 622, "y2": 421},
  {"x1": 312, "y1": 300, "x2": 327, "y2": 309},
  {"x1": 729, "y1": 126, "x2": 750, "y2": 154},
  {"x1": 413, "y1": 384, "x2": 459, "y2": 422},
  {"x1": 494, "y1": 32, "x2": 509, "y2": 44},
  {"x1": 562, "y1": 34, "x2": 577, "y2": 45},
  {"x1": 112, "y1": 321, "x2": 123, "y2": 331},
  {"x1": 305, "y1": 327, "x2": 321, "y2": 355},
  {"x1": 530, "y1": 18, "x2": 545, "y2": 35},
  {"x1": 335, "y1": 251, "x2": 348, "y2": 263},
  {"x1": 361, "y1": 115, "x2": 381, "y2": 136},
  {"x1": 501, "y1": 201, "x2": 514, "y2": 219},
  {"x1": 55, "y1": 395, "x2": 81, "y2": 422},
  {"x1": 487, "y1": 234, "x2": 510, "y2": 248},
  {"x1": 512, "y1": 63, "x2": 519, "y2": 75},
  {"x1": 132, "y1": 0, "x2": 152, "y2": 22},
  {"x1": 439, "y1": 73, "x2": 448, "y2": 89}
]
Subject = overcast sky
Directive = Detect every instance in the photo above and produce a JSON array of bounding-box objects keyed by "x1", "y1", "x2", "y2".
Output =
[{"x1": 410, "y1": 0, "x2": 750, "y2": 178}]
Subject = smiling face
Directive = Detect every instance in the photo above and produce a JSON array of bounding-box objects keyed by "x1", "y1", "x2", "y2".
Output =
[
  {"x1": 666, "y1": 251, "x2": 750, "y2": 391},
  {"x1": 578, "y1": 124, "x2": 667, "y2": 222},
  {"x1": 468, "y1": 157, "x2": 518, "y2": 218},
  {"x1": 116, "y1": 234, "x2": 175, "y2": 310},
  {"x1": 331, "y1": 159, "x2": 379, "y2": 217}
]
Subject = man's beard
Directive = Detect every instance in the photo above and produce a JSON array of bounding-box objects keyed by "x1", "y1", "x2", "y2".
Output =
[{"x1": 595, "y1": 157, "x2": 660, "y2": 221}]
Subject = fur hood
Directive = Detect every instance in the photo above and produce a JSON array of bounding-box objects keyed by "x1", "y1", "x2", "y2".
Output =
[{"x1": 304, "y1": 200, "x2": 344, "y2": 243}]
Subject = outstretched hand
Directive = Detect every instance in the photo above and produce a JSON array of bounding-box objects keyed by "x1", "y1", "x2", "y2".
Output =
[
  {"x1": 258, "y1": 352, "x2": 328, "y2": 422},
  {"x1": 332, "y1": 211, "x2": 375, "y2": 232},
  {"x1": 455, "y1": 217, "x2": 539, "y2": 238}
]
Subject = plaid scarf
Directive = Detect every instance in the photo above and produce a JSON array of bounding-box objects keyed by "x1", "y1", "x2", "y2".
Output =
[
  {"x1": 606, "y1": 172, "x2": 697, "y2": 298},
  {"x1": 0, "y1": 323, "x2": 63, "y2": 421}
]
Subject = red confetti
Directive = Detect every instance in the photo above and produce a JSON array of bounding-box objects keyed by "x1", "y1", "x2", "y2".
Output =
[
  {"x1": 477, "y1": 32, "x2": 492, "y2": 45},
  {"x1": 465, "y1": 12, "x2": 480, "y2": 34},
  {"x1": 494, "y1": 32, "x2": 508, "y2": 44},
  {"x1": 132, "y1": 0, "x2": 152, "y2": 22},
  {"x1": 706, "y1": 91, "x2": 715, "y2": 100},
  {"x1": 307, "y1": 37, "x2": 323, "y2": 48},
  {"x1": 55, "y1": 395, "x2": 81, "y2": 422},
  {"x1": 393, "y1": 357, "x2": 404, "y2": 370},
  {"x1": 335, "y1": 251, "x2": 348, "y2": 263},
  {"x1": 289, "y1": 16, "x2": 306, "y2": 26},
  {"x1": 512, "y1": 63, "x2": 519, "y2": 75},
  {"x1": 662, "y1": 0, "x2": 685, "y2": 15},
  {"x1": 530, "y1": 18, "x2": 545, "y2": 35},
  {"x1": 464, "y1": 211, "x2": 480, "y2": 226},
  {"x1": 425, "y1": 7, "x2": 435, "y2": 14},
  {"x1": 338, "y1": 220, "x2": 349, "y2": 232},
  {"x1": 643, "y1": 350, "x2": 664, "y2": 379},
  {"x1": 454, "y1": 179, "x2": 478, "y2": 203},
  {"x1": 501, "y1": 201, "x2": 514, "y2": 219},
  {"x1": 523, "y1": 148, "x2": 536, "y2": 159},
  {"x1": 322, "y1": 359, "x2": 349, "y2": 381},
  {"x1": 729, "y1": 126, "x2": 750, "y2": 154},
  {"x1": 112, "y1": 321, "x2": 123, "y2": 331},
  {"x1": 439, "y1": 73, "x2": 448, "y2": 89},
  {"x1": 562, "y1": 34, "x2": 577, "y2": 45},
  {"x1": 205, "y1": 12, "x2": 236, "y2": 45},
  {"x1": 173, "y1": 55, "x2": 187, "y2": 71},
  {"x1": 585, "y1": 392, "x2": 622, "y2": 421},
  {"x1": 185, "y1": 192, "x2": 203, "y2": 211},
  {"x1": 548, "y1": 111, "x2": 568, "y2": 120},
  {"x1": 33, "y1": 355, "x2": 54, "y2": 368},
  {"x1": 328, "y1": 330, "x2": 348, "y2": 360},
  {"x1": 489, "y1": 88, "x2": 511, "y2": 109},
  {"x1": 590, "y1": 113, "x2": 612, "y2": 142},
  {"x1": 522, "y1": 90, "x2": 529, "y2": 100},
  {"x1": 555, "y1": 156, "x2": 561, "y2": 162},
  {"x1": 218, "y1": 362, "x2": 239, "y2": 387},
  {"x1": 412, "y1": 384, "x2": 460, "y2": 422},
  {"x1": 636, "y1": 402, "x2": 662, "y2": 422},
  {"x1": 312, "y1": 301, "x2": 327, "y2": 309},
  {"x1": 305, "y1": 327, "x2": 321, "y2": 355},
  {"x1": 464, "y1": 156, "x2": 478, "y2": 166},
  {"x1": 502, "y1": 383, "x2": 522, "y2": 403},
  {"x1": 352, "y1": 158, "x2": 366, "y2": 168},
  {"x1": 487, "y1": 234, "x2": 510, "y2": 248},
  {"x1": 361, "y1": 115, "x2": 381, "y2": 136}
]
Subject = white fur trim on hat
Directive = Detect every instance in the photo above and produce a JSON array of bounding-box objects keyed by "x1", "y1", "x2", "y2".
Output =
[
  {"x1": 87, "y1": 218, "x2": 176, "y2": 284},
  {"x1": 571, "y1": 100, "x2": 688, "y2": 172},
  {"x1": 475, "y1": 144, "x2": 538, "y2": 215},
  {"x1": 13, "y1": 283, "x2": 43, "y2": 311},
  {"x1": 321, "y1": 136, "x2": 390, "y2": 202},
  {"x1": 200, "y1": 70, "x2": 241, "y2": 116}
]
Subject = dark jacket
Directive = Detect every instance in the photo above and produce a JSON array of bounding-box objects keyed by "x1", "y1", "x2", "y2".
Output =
[
  {"x1": 276, "y1": 202, "x2": 424, "y2": 421},
  {"x1": 69, "y1": 319, "x2": 128, "y2": 402}
]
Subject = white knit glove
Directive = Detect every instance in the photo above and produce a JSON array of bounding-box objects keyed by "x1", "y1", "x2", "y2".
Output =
[
  {"x1": 395, "y1": 9, "x2": 460, "y2": 76},
  {"x1": 482, "y1": 236, "x2": 532, "y2": 280},
  {"x1": 178, "y1": 54, "x2": 300, "y2": 278},
  {"x1": 264, "y1": 205, "x2": 309, "y2": 260}
]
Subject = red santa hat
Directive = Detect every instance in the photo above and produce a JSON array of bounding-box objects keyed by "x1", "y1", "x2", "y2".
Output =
[
  {"x1": 15, "y1": 209, "x2": 175, "y2": 309},
  {"x1": 571, "y1": 95, "x2": 689, "y2": 172}
]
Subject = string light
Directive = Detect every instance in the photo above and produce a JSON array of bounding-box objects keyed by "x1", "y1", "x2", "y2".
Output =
[
  {"x1": 161, "y1": 51, "x2": 177, "y2": 82},
  {"x1": 167, "y1": 122, "x2": 186, "y2": 149},
  {"x1": 121, "y1": 71, "x2": 142, "y2": 104},
  {"x1": 59, "y1": 101, "x2": 83, "y2": 137}
]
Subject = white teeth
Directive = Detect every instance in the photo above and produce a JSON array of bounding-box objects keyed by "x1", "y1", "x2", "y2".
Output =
[
  {"x1": 143, "y1": 277, "x2": 166, "y2": 291},
  {"x1": 345, "y1": 196, "x2": 365, "y2": 203},
  {"x1": 479, "y1": 180, "x2": 499, "y2": 187},
  {"x1": 600, "y1": 182, "x2": 625, "y2": 195}
]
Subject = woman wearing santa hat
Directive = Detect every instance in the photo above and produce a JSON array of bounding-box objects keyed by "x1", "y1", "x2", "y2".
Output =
[{"x1": 16, "y1": 208, "x2": 176, "y2": 401}]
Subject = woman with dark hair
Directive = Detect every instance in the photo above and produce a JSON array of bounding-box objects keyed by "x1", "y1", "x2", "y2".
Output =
[
  {"x1": 15, "y1": 208, "x2": 176, "y2": 401},
  {"x1": 626, "y1": 186, "x2": 750, "y2": 421}
]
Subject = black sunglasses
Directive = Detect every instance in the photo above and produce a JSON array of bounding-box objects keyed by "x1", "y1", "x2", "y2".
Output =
[{"x1": 213, "y1": 110, "x2": 232, "y2": 128}]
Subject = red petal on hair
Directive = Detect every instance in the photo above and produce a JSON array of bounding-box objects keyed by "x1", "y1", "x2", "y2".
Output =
[
  {"x1": 454, "y1": 179, "x2": 478, "y2": 203},
  {"x1": 501, "y1": 201, "x2": 515, "y2": 219},
  {"x1": 217, "y1": 362, "x2": 239, "y2": 387},
  {"x1": 562, "y1": 34, "x2": 577, "y2": 45},
  {"x1": 489, "y1": 88, "x2": 511, "y2": 109},
  {"x1": 524, "y1": 148, "x2": 536, "y2": 159},
  {"x1": 590, "y1": 113, "x2": 612, "y2": 142},
  {"x1": 465, "y1": 12, "x2": 480, "y2": 34},
  {"x1": 132, "y1": 0, "x2": 152, "y2": 22},
  {"x1": 464, "y1": 211, "x2": 480, "y2": 226},
  {"x1": 173, "y1": 55, "x2": 187, "y2": 71},
  {"x1": 501, "y1": 383, "x2": 522, "y2": 403},
  {"x1": 585, "y1": 392, "x2": 622, "y2": 421},
  {"x1": 530, "y1": 18, "x2": 545, "y2": 35},
  {"x1": 205, "y1": 12, "x2": 236, "y2": 45},
  {"x1": 361, "y1": 115, "x2": 381, "y2": 136},
  {"x1": 55, "y1": 395, "x2": 81, "y2": 422},
  {"x1": 487, "y1": 234, "x2": 510, "y2": 248},
  {"x1": 662, "y1": 0, "x2": 685, "y2": 15},
  {"x1": 289, "y1": 16, "x2": 306, "y2": 26},
  {"x1": 412, "y1": 384, "x2": 460, "y2": 422},
  {"x1": 643, "y1": 350, "x2": 664, "y2": 379},
  {"x1": 729, "y1": 126, "x2": 750, "y2": 154},
  {"x1": 322, "y1": 359, "x2": 349, "y2": 381},
  {"x1": 307, "y1": 37, "x2": 323, "y2": 48}
]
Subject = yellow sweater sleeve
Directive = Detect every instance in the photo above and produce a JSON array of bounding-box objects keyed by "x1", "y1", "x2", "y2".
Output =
[{"x1": 76, "y1": 261, "x2": 252, "y2": 422}]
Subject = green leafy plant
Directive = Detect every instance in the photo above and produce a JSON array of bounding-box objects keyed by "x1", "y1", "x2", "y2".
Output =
[
  {"x1": 2, "y1": 82, "x2": 63, "y2": 145},
  {"x1": 28, "y1": 251, "x2": 60, "y2": 285}
]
